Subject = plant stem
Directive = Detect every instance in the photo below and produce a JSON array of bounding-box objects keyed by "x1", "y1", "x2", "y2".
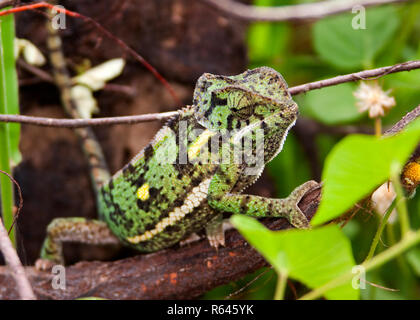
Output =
[
  {"x1": 391, "y1": 164, "x2": 410, "y2": 236},
  {"x1": 300, "y1": 229, "x2": 420, "y2": 300},
  {"x1": 0, "y1": 8, "x2": 16, "y2": 245},
  {"x1": 274, "y1": 271, "x2": 288, "y2": 300},
  {"x1": 365, "y1": 200, "x2": 396, "y2": 261},
  {"x1": 0, "y1": 127, "x2": 14, "y2": 244}
]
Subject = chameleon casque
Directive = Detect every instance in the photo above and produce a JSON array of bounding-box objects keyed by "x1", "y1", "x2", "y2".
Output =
[{"x1": 37, "y1": 64, "x2": 317, "y2": 267}]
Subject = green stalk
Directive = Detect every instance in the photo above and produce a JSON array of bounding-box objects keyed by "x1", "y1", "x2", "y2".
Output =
[
  {"x1": 365, "y1": 200, "x2": 396, "y2": 262},
  {"x1": 391, "y1": 163, "x2": 410, "y2": 237},
  {"x1": 0, "y1": 8, "x2": 20, "y2": 246},
  {"x1": 273, "y1": 271, "x2": 288, "y2": 300}
]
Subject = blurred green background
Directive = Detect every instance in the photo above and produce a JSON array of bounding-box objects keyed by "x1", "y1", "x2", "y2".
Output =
[{"x1": 204, "y1": 0, "x2": 420, "y2": 300}]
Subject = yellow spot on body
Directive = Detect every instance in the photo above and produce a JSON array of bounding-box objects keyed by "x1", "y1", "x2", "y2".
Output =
[
  {"x1": 137, "y1": 183, "x2": 150, "y2": 201},
  {"x1": 188, "y1": 129, "x2": 216, "y2": 160}
]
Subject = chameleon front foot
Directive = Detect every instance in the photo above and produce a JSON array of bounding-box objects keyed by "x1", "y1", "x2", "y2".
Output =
[
  {"x1": 35, "y1": 258, "x2": 56, "y2": 271},
  {"x1": 206, "y1": 215, "x2": 225, "y2": 249},
  {"x1": 285, "y1": 180, "x2": 319, "y2": 229}
]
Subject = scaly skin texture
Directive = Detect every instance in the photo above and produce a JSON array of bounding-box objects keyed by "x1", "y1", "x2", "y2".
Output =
[{"x1": 38, "y1": 67, "x2": 317, "y2": 267}]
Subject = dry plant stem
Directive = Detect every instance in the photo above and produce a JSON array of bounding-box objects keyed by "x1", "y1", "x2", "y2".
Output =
[
  {"x1": 0, "y1": 218, "x2": 36, "y2": 300},
  {"x1": 2, "y1": 60, "x2": 420, "y2": 128},
  {"x1": 374, "y1": 117, "x2": 382, "y2": 137},
  {"x1": 202, "y1": 0, "x2": 412, "y2": 22}
]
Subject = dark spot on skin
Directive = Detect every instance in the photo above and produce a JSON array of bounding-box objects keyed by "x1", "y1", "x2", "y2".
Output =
[
  {"x1": 191, "y1": 177, "x2": 202, "y2": 187},
  {"x1": 149, "y1": 187, "x2": 159, "y2": 197},
  {"x1": 268, "y1": 76, "x2": 278, "y2": 85},
  {"x1": 165, "y1": 224, "x2": 181, "y2": 233},
  {"x1": 124, "y1": 219, "x2": 134, "y2": 230},
  {"x1": 174, "y1": 199, "x2": 183, "y2": 207},
  {"x1": 144, "y1": 144, "x2": 154, "y2": 162},
  {"x1": 226, "y1": 114, "x2": 234, "y2": 130},
  {"x1": 204, "y1": 92, "x2": 228, "y2": 118},
  {"x1": 244, "y1": 69, "x2": 260, "y2": 78}
]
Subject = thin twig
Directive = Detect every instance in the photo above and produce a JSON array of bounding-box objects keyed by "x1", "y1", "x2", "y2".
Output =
[
  {"x1": 0, "y1": 218, "x2": 35, "y2": 299},
  {"x1": 1, "y1": 60, "x2": 420, "y2": 128},
  {"x1": 288, "y1": 60, "x2": 420, "y2": 95},
  {"x1": 0, "y1": 170, "x2": 24, "y2": 235},
  {"x1": 202, "y1": 0, "x2": 413, "y2": 22},
  {"x1": 0, "y1": 111, "x2": 178, "y2": 128}
]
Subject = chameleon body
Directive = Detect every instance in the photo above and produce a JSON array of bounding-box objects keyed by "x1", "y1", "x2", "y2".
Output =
[{"x1": 38, "y1": 66, "x2": 317, "y2": 266}]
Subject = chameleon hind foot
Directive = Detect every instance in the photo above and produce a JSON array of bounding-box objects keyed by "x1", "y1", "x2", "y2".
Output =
[{"x1": 35, "y1": 217, "x2": 120, "y2": 271}]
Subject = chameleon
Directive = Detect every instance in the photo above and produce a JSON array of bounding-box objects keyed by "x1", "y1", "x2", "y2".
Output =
[{"x1": 36, "y1": 64, "x2": 318, "y2": 269}]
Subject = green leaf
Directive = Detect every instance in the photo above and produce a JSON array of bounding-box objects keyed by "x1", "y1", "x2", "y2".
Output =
[
  {"x1": 301, "y1": 83, "x2": 362, "y2": 125},
  {"x1": 312, "y1": 118, "x2": 420, "y2": 226},
  {"x1": 313, "y1": 6, "x2": 400, "y2": 69},
  {"x1": 231, "y1": 215, "x2": 358, "y2": 299}
]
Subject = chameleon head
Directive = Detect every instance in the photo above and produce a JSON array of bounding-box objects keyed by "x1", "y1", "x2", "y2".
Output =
[{"x1": 192, "y1": 66, "x2": 298, "y2": 132}]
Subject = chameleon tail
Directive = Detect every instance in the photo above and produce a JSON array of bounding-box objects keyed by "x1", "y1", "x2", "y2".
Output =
[{"x1": 45, "y1": 4, "x2": 110, "y2": 196}]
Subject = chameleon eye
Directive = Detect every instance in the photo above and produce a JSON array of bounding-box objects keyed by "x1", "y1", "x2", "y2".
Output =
[
  {"x1": 229, "y1": 90, "x2": 255, "y2": 119},
  {"x1": 232, "y1": 105, "x2": 253, "y2": 119}
]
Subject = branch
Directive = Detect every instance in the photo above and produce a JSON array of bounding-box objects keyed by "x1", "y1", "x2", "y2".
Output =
[
  {"x1": 385, "y1": 104, "x2": 420, "y2": 135},
  {"x1": 201, "y1": 0, "x2": 412, "y2": 22},
  {"x1": 0, "y1": 218, "x2": 36, "y2": 300},
  {"x1": 1, "y1": 60, "x2": 420, "y2": 128}
]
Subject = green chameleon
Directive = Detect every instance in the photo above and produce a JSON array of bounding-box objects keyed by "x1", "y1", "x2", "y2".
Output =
[{"x1": 36, "y1": 64, "x2": 317, "y2": 268}]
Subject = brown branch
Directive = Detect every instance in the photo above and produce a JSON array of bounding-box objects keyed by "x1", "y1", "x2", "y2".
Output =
[
  {"x1": 0, "y1": 112, "x2": 178, "y2": 128},
  {"x1": 0, "y1": 218, "x2": 36, "y2": 300},
  {"x1": 201, "y1": 0, "x2": 413, "y2": 22},
  {"x1": 1, "y1": 60, "x2": 420, "y2": 128},
  {"x1": 385, "y1": 104, "x2": 420, "y2": 135}
]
